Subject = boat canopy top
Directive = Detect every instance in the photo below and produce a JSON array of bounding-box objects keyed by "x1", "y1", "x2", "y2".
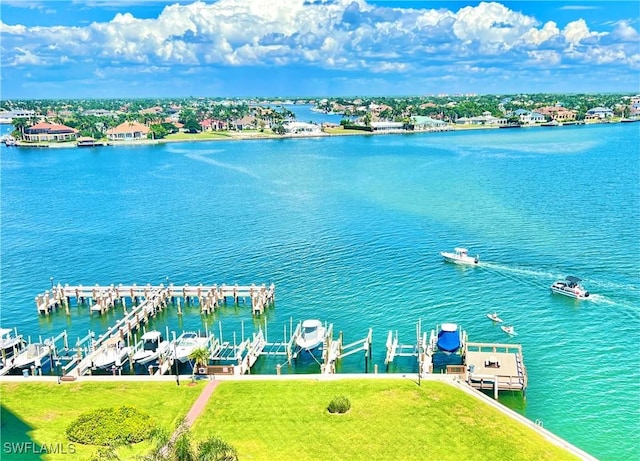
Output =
[
  {"x1": 454, "y1": 248, "x2": 468, "y2": 254},
  {"x1": 141, "y1": 331, "x2": 162, "y2": 341},
  {"x1": 437, "y1": 329, "x2": 461, "y2": 353},
  {"x1": 565, "y1": 276, "x2": 582, "y2": 283},
  {"x1": 0, "y1": 328, "x2": 13, "y2": 337},
  {"x1": 302, "y1": 319, "x2": 322, "y2": 330}
]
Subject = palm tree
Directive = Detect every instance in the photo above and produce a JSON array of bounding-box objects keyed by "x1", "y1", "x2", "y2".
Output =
[
  {"x1": 188, "y1": 346, "x2": 210, "y2": 375},
  {"x1": 12, "y1": 117, "x2": 28, "y2": 139}
]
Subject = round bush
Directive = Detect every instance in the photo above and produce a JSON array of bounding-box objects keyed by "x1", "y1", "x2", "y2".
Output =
[
  {"x1": 327, "y1": 396, "x2": 351, "y2": 414},
  {"x1": 66, "y1": 406, "x2": 155, "y2": 446}
]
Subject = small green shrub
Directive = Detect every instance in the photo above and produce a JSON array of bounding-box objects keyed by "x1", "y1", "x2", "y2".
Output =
[
  {"x1": 66, "y1": 406, "x2": 155, "y2": 446},
  {"x1": 327, "y1": 396, "x2": 351, "y2": 414}
]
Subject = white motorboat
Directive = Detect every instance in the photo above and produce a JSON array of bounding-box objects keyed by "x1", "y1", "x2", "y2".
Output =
[
  {"x1": 0, "y1": 328, "x2": 25, "y2": 360},
  {"x1": 171, "y1": 332, "x2": 210, "y2": 363},
  {"x1": 550, "y1": 276, "x2": 590, "y2": 299},
  {"x1": 295, "y1": 320, "x2": 326, "y2": 351},
  {"x1": 501, "y1": 325, "x2": 517, "y2": 336},
  {"x1": 440, "y1": 247, "x2": 479, "y2": 266},
  {"x1": 91, "y1": 343, "x2": 130, "y2": 370},
  {"x1": 486, "y1": 312, "x2": 503, "y2": 323},
  {"x1": 12, "y1": 342, "x2": 52, "y2": 370},
  {"x1": 132, "y1": 331, "x2": 170, "y2": 365}
]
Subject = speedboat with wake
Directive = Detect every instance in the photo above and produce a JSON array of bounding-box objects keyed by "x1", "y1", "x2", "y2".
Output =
[
  {"x1": 550, "y1": 276, "x2": 590, "y2": 299},
  {"x1": 296, "y1": 320, "x2": 326, "y2": 351},
  {"x1": 440, "y1": 247, "x2": 479, "y2": 266}
]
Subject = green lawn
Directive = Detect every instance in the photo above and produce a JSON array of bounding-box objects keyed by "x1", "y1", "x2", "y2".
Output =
[
  {"x1": 0, "y1": 381, "x2": 203, "y2": 460},
  {"x1": 191, "y1": 379, "x2": 579, "y2": 461},
  {"x1": 0, "y1": 379, "x2": 580, "y2": 461}
]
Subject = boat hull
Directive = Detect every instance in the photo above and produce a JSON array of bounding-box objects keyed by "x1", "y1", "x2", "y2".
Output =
[
  {"x1": 440, "y1": 252, "x2": 478, "y2": 266},
  {"x1": 550, "y1": 286, "x2": 589, "y2": 299}
]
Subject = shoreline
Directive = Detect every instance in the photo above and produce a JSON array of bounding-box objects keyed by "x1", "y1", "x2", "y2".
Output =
[{"x1": 2, "y1": 120, "x2": 625, "y2": 149}]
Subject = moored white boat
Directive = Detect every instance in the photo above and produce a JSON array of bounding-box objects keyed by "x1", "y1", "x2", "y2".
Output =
[
  {"x1": 501, "y1": 325, "x2": 517, "y2": 336},
  {"x1": 295, "y1": 320, "x2": 326, "y2": 351},
  {"x1": 12, "y1": 342, "x2": 52, "y2": 370},
  {"x1": 91, "y1": 343, "x2": 130, "y2": 370},
  {"x1": 132, "y1": 331, "x2": 170, "y2": 365},
  {"x1": 550, "y1": 276, "x2": 590, "y2": 299},
  {"x1": 171, "y1": 332, "x2": 210, "y2": 363},
  {"x1": 440, "y1": 247, "x2": 479, "y2": 266},
  {"x1": 0, "y1": 328, "x2": 25, "y2": 360}
]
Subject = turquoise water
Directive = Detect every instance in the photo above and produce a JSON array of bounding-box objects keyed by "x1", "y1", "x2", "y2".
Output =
[{"x1": 1, "y1": 124, "x2": 639, "y2": 460}]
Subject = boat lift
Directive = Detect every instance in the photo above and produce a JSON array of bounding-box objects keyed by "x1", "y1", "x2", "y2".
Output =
[{"x1": 385, "y1": 320, "x2": 434, "y2": 375}]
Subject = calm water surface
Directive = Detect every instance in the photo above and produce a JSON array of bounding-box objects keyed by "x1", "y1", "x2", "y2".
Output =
[{"x1": 1, "y1": 123, "x2": 639, "y2": 460}]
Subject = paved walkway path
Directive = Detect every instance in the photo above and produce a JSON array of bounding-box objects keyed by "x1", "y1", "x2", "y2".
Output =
[
  {"x1": 184, "y1": 379, "x2": 219, "y2": 427},
  {"x1": 160, "y1": 379, "x2": 220, "y2": 456}
]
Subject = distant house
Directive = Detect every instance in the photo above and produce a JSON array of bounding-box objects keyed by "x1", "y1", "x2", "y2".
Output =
[
  {"x1": 586, "y1": 107, "x2": 614, "y2": 119},
  {"x1": 23, "y1": 122, "x2": 79, "y2": 142},
  {"x1": 0, "y1": 109, "x2": 36, "y2": 124},
  {"x1": 231, "y1": 115, "x2": 256, "y2": 131},
  {"x1": 106, "y1": 122, "x2": 150, "y2": 141},
  {"x1": 536, "y1": 106, "x2": 577, "y2": 121},
  {"x1": 200, "y1": 118, "x2": 226, "y2": 131},
  {"x1": 370, "y1": 121, "x2": 404, "y2": 132},
  {"x1": 412, "y1": 116, "x2": 450, "y2": 130},
  {"x1": 519, "y1": 111, "x2": 545, "y2": 125},
  {"x1": 283, "y1": 121, "x2": 321, "y2": 134}
]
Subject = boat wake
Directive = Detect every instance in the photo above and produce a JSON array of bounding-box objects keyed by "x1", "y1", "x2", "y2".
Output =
[{"x1": 479, "y1": 262, "x2": 553, "y2": 289}]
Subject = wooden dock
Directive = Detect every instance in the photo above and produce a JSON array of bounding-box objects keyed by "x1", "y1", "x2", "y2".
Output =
[
  {"x1": 464, "y1": 342, "x2": 527, "y2": 398},
  {"x1": 35, "y1": 282, "x2": 275, "y2": 316}
]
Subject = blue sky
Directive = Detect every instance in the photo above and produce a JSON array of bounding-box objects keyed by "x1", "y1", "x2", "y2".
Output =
[{"x1": 1, "y1": 0, "x2": 638, "y2": 99}]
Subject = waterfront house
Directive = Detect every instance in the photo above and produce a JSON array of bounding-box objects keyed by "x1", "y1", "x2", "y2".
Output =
[
  {"x1": 585, "y1": 107, "x2": 614, "y2": 119},
  {"x1": 106, "y1": 121, "x2": 150, "y2": 141},
  {"x1": 0, "y1": 109, "x2": 36, "y2": 124},
  {"x1": 519, "y1": 111, "x2": 546, "y2": 125},
  {"x1": 23, "y1": 122, "x2": 78, "y2": 142},
  {"x1": 370, "y1": 121, "x2": 405, "y2": 132},
  {"x1": 536, "y1": 106, "x2": 577, "y2": 121},
  {"x1": 283, "y1": 121, "x2": 322, "y2": 134},
  {"x1": 200, "y1": 118, "x2": 227, "y2": 131},
  {"x1": 412, "y1": 116, "x2": 450, "y2": 130}
]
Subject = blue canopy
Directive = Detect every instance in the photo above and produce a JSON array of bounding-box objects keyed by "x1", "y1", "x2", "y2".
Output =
[{"x1": 437, "y1": 330, "x2": 461, "y2": 353}]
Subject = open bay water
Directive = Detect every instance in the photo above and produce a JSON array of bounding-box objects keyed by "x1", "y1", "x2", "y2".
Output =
[{"x1": 1, "y1": 123, "x2": 639, "y2": 460}]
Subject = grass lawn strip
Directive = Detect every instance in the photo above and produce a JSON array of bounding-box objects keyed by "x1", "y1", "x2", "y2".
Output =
[{"x1": 190, "y1": 379, "x2": 579, "y2": 461}]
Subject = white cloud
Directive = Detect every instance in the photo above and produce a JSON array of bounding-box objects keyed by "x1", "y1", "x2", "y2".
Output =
[
  {"x1": 527, "y1": 50, "x2": 561, "y2": 66},
  {"x1": 452, "y1": 2, "x2": 538, "y2": 51},
  {"x1": 0, "y1": 0, "x2": 636, "y2": 78},
  {"x1": 522, "y1": 21, "x2": 560, "y2": 46},
  {"x1": 13, "y1": 47, "x2": 42, "y2": 65},
  {"x1": 563, "y1": 19, "x2": 604, "y2": 46},
  {"x1": 611, "y1": 21, "x2": 639, "y2": 42}
]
